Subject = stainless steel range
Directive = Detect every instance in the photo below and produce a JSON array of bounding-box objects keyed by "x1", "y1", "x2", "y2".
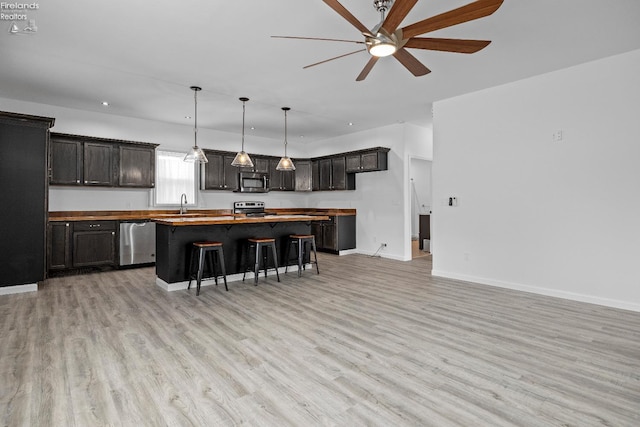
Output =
[{"x1": 234, "y1": 201, "x2": 266, "y2": 217}]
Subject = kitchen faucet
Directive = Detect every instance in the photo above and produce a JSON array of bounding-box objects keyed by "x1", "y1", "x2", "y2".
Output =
[{"x1": 180, "y1": 193, "x2": 188, "y2": 214}]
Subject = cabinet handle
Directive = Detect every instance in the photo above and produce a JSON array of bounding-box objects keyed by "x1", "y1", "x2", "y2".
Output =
[
  {"x1": 111, "y1": 232, "x2": 115, "y2": 235},
  {"x1": 65, "y1": 223, "x2": 69, "y2": 227},
  {"x1": 76, "y1": 180, "x2": 80, "y2": 183}
]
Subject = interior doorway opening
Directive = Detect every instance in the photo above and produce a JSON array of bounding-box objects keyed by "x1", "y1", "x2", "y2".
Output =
[{"x1": 410, "y1": 157, "x2": 432, "y2": 259}]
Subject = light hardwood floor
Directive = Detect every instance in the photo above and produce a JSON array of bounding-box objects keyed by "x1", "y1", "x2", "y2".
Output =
[{"x1": 1, "y1": 254, "x2": 639, "y2": 426}]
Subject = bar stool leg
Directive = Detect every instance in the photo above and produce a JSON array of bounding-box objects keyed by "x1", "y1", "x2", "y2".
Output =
[
  {"x1": 253, "y1": 243, "x2": 260, "y2": 285},
  {"x1": 188, "y1": 246, "x2": 195, "y2": 291},
  {"x1": 311, "y1": 238, "x2": 320, "y2": 274},
  {"x1": 196, "y1": 247, "x2": 206, "y2": 296},
  {"x1": 297, "y1": 239, "x2": 303, "y2": 277},
  {"x1": 284, "y1": 239, "x2": 292, "y2": 274},
  {"x1": 271, "y1": 241, "x2": 281, "y2": 282},
  {"x1": 218, "y1": 247, "x2": 228, "y2": 291}
]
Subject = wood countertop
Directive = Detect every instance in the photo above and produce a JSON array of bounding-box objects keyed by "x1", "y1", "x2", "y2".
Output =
[
  {"x1": 49, "y1": 208, "x2": 355, "y2": 222},
  {"x1": 152, "y1": 214, "x2": 329, "y2": 226}
]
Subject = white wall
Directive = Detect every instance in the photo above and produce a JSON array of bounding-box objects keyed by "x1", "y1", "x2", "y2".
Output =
[
  {"x1": 306, "y1": 123, "x2": 432, "y2": 260},
  {"x1": 432, "y1": 49, "x2": 640, "y2": 311}
]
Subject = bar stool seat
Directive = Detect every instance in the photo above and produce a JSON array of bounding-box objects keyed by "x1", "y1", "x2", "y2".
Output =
[
  {"x1": 285, "y1": 234, "x2": 319, "y2": 277},
  {"x1": 188, "y1": 241, "x2": 228, "y2": 296},
  {"x1": 243, "y1": 237, "x2": 280, "y2": 285}
]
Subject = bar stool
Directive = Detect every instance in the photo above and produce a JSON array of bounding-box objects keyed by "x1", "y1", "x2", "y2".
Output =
[
  {"x1": 285, "y1": 234, "x2": 320, "y2": 277},
  {"x1": 188, "y1": 241, "x2": 228, "y2": 296},
  {"x1": 243, "y1": 237, "x2": 280, "y2": 285}
]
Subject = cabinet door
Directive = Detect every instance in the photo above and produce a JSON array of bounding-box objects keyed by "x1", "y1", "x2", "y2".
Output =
[
  {"x1": 294, "y1": 161, "x2": 312, "y2": 192},
  {"x1": 48, "y1": 222, "x2": 71, "y2": 270},
  {"x1": 50, "y1": 137, "x2": 82, "y2": 185},
  {"x1": 268, "y1": 159, "x2": 282, "y2": 190},
  {"x1": 84, "y1": 142, "x2": 114, "y2": 186},
  {"x1": 119, "y1": 145, "x2": 155, "y2": 187},
  {"x1": 331, "y1": 157, "x2": 347, "y2": 190},
  {"x1": 360, "y1": 151, "x2": 380, "y2": 171},
  {"x1": 323, "y1": 223, "x2": 337, "y2": 251},
  {"x1": 72, "y1": 221, "x2": 117, "y2": 267},
  {"x1": 318, "y1": 158, "x2": 332, "y2": 190},
  {"x1": 224, "y1": 155, "x2": 239, "y2": 191},
  {"x1": 201, "y1": 152, "x2": 224, "y2": 189},
  {"x1": 312, "y1": 160, "x2": 320, "y2": 191},
  {"x1": 345, "y1": 154, "x2": 361, "y2": 173},
  {"x1": 281, "y1": 168, "x2": 295, "y2": 191},
  {"x1": 253, "y1": 157, "x2": 270, "y2": 173},
  {"x1": 311, "y1": 223, "x2": 323, "y2": 249}
]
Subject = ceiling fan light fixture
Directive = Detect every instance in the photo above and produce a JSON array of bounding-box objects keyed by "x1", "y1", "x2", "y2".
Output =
[
  {"x1": 368, "y1": 33, "x2": 397, "y2": 57},
  {"x1": 276, "y1": 107, "x2": 295, "y2": 171},
  {"x1": 184, "y1": 86, "x2": 208, "y2": 163},
  {"x1": 231, "y1": 97, "x2": 254, "y2": 167}
]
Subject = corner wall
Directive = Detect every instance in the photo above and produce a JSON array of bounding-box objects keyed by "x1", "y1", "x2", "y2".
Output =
[{"x1": 432, "y1": 49, "x2": 640, "y2": 311}]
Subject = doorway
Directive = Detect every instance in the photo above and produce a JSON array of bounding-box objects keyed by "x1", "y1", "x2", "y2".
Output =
[{"x1": 410, "y1": 157, "x2": 432, "y2": 259}]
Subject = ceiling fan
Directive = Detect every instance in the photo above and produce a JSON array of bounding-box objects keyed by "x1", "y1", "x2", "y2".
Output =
[{"x1": 272, "y1": 0, "x2": 504, "y2": 81}]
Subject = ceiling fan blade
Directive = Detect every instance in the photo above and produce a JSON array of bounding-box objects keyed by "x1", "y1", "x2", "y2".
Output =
[
  {"x1": 323, "y1": 0, "x2": 373, "y2": 36},
  {"x1": 271, "y1": 35, "x2": 365, "y2": 45},
  {"x1": 392, "y1": 48, "x2": 431, "y2": 77},
  {"x1": 401, "y1": 0, "x2": 504, "y2": 39},
  {"x1": 404, "y1": 37, "x2": 491, "y2": 53},
  {"x1": 303, "y1": 49, "x2": 367, "y2": 69},
  {"x1": 356, "y1": 57, "x2": 380, "y2": 81},
  {"x1": 381, "y1": 0, "x2": 419, "y2": 34}
]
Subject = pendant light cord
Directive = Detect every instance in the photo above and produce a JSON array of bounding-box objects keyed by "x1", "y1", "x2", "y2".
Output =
[
  {"x1": 241, "y1": 100, "x2": 246, "y2": 151},
  {"x1": 193, "y1": 88, "x2": 198, "y2": 147},
  {"x1": 283, "y1": 108, "x2": 288, "y2": 157}
]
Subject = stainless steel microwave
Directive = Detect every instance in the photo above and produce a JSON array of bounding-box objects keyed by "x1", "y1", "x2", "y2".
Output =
[{"x1": 237, "y1": 172, "x2": 269, "y2": 193}]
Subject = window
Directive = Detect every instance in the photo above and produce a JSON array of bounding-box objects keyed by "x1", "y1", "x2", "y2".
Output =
[{"x1": 155, "y1": 150, "x2": 197, "y2": 206}]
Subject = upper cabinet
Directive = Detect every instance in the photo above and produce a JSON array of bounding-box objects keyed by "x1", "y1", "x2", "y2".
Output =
[
  {"x1": 119, "y1": 144, "x2": 155, "y2": 187},
  {"x1": 196, "y1": 146, "x2": 389, "y2": 193},
  {"x1": 269, "y1": 158, "x2": 295, "y2": 191},
  {"x1": 49, "y1": 133, "x2": 158, "y2": 188},
  {"x1": 200, "y1": 150, "x2": 239, "y2": 191},
  {"x1": 345, "y1": 147, "x2": 390, "y2": 173}
]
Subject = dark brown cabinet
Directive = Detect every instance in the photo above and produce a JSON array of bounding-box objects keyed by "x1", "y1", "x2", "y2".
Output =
[
  {"x1": 48, "y1": 222, "x2": 72, "y2": 270},
  {"x1": 317, "y1": 156, "x2": 355, "y2": 191},
  {"x1": 345, "y1": 147, "x2": 389, "y2": 173},
  {"x1": 1, "y1": 111, "x2": 54, "y2": 287},
  {"x1": 49, "y1": 133, "x2": 157, "y2": 188},
  {"x1": 119, "y1": 144, "x2": 155, "y2": 187},
  {"x1": 72, "y1": 221, "x2": 117, "y2": 268},
  {"x1": 50, "y1": 136, "x2": 82, "y2": 185},
  {"x1": 201, "y1": 151, "x2": 239, "y2": 191},
  {"x1": 269, "y1": 158, "x2": 295, "y2": 191},
  {"x1": 294, "y1": 160, "x2": 312, "y2": 192},
  {"x1": 83, "y1": 142, "x2": 114, "y2": 186},
  {"x1": 240, "y1": 156, "x2": 269, "y2": 174},
  {"x1": 311, "y1": 215, "x2": 356, "y2": 253}
]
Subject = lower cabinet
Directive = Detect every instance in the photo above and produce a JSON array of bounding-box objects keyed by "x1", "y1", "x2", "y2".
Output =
[
  {"x1": 48, "y1": 222, "x2": 72, "y2": 270},
  {"x1": 311, "y1": 215, "x2": 356, "y2": 254},
  {"x1": 48, "y1": 220, "x2": 117, "y2": 271}
]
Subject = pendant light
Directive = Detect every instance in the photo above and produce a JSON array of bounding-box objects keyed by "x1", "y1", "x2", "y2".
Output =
[
  {"x1": 231, "y1": 97, "x2": 254, "y2": 167},
  {"x1": 184, "y1": 86, "x2": 208, "y2": 163},
  {"x1": 276, "y1": 107, "x2": 295, "y2": 171}
]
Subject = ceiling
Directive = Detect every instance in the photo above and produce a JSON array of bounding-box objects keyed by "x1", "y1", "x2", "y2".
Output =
[{"x1": 2, "y1": 0, "x2": 640, "y2": 145}]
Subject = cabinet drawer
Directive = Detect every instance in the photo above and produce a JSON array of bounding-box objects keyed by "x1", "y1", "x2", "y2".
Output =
[{"x1": 73, "y1": 220, "x2": 117, "y2": 231}]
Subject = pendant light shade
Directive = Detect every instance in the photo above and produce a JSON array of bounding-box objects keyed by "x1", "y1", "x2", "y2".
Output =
[
  {"x1": 184, "y1": 86, "x2": 208, "y2": 163},
  {"x1": 276, "y1": 107, "x2": 295, "y2": 171},
  {"x1": 231, "y1": 97, "x2": 254, "y2": 168}
]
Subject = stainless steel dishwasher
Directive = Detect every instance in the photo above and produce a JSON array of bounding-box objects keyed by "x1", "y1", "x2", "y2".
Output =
[{"x1": 119, "y1": 221, "x2": 156, "y2": 266}]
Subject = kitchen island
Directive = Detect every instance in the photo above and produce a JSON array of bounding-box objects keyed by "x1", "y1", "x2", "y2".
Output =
[{"x1": 153, "y1": 214, "x2": 329, "y2": 290}]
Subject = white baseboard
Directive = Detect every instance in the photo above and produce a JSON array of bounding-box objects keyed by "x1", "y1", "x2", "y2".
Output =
[
  {"x1": 431, "y1": 270, "x2": 640, "y2": 313},
  {"x1": 355, "y1": 249, "x2": 408, "y2": 261},
  {"x1": 0, "y1": 283, "x2": 38, "y2": 295}
]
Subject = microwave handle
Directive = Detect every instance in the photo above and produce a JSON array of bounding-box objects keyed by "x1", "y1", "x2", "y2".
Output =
[{"x1": 263, "y1": 174, "x2": 269, "y2": 188}]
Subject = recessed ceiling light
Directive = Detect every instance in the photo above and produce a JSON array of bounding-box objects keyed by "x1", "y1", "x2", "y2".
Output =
[
  {"x1": 348, "y1": 122, "x2": 353, "y2": 126},
  {"x1": 101, "y1": 101, "x2": 109, "y2": 106},
  {"x1": 250, "y1": 126, "x2": 255, "y2": 130}
]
